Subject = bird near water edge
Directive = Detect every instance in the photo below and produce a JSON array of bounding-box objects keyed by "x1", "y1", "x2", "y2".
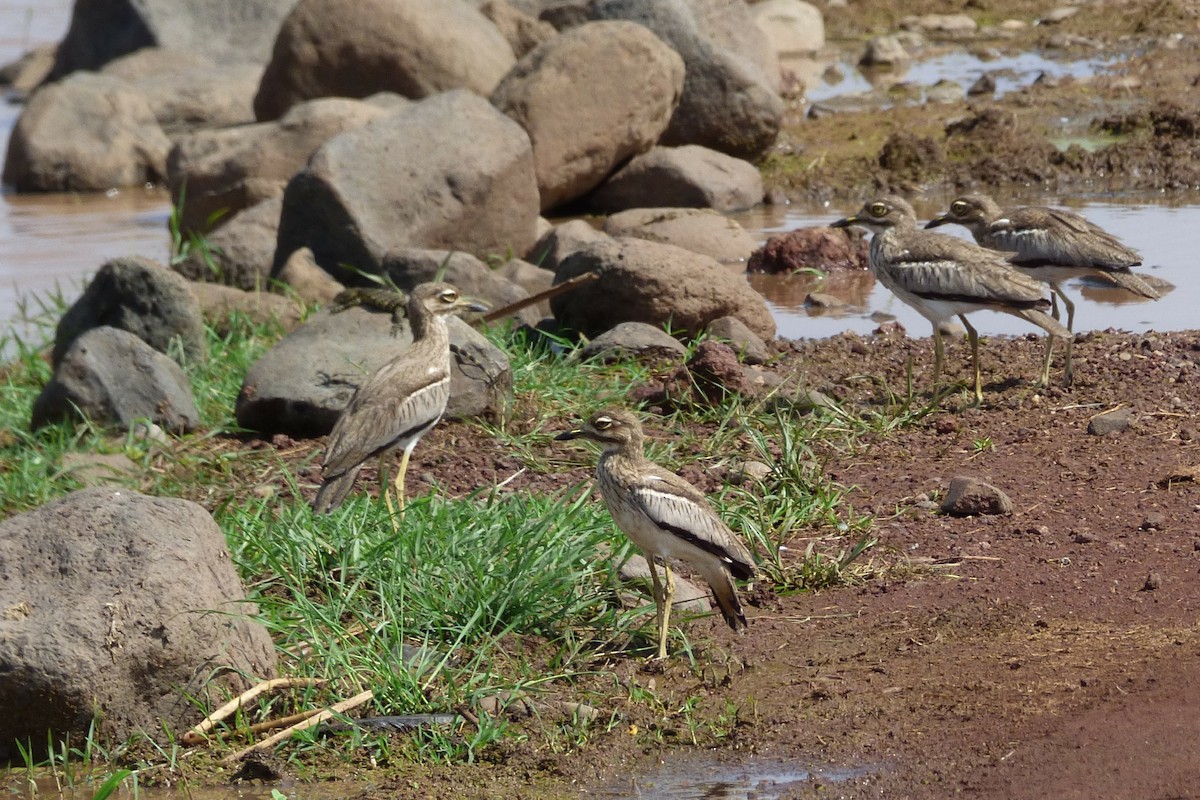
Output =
[
  {"x1": 832, "y1": 195, "x2": 1070, "y2": 403},
  {"x1": 926, "y1": 193, "x2": 1160, "y2": 385},
  {"x1": 555, "y1": 409, "x2": 756, "y2": 660},
  {"x1": 312, "y1": 282, "x2": 487, "y2": 526}
]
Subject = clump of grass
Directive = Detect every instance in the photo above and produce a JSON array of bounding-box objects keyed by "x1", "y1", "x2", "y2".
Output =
[{"x1": 216, "y1": 482, "x2": 641, "y2": 763}]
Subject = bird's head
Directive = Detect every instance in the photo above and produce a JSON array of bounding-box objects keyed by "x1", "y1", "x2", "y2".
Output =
[
  {"x1": 407, "y1": 282, "x2": 488, "y2": 319},
  {"x1": 925, "y1": 194, "x2": 1001, "y2": 230},
  {"x1": 555, "y1": 409, "x2": 643, "y2": 450},
  {"x1": 831, "y1": 196, "x2": 918, "y2": 234}
]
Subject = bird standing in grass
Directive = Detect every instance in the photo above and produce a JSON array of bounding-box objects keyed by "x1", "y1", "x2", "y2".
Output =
[
  {"x1": 313, "y1": 282, "x2": 486, "y2": 525},
  {"x1": 832, "y1": 196, "x2": 1070, "y2": 402},
  {"x1": 556, "y1": 409, "x2": 755, "y2": 660},
  {"x1": 925, "y1": 193, "x2": 1159, "y2": 384}
]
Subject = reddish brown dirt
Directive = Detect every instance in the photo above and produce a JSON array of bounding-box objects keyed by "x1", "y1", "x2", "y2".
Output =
[{"x1": 284, "y1": 329, "x2": 1198, "y2": 800}]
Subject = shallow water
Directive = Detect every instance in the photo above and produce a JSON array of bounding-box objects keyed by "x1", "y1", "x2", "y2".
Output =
[
  {"x1": 592, "y1": 754, "x2": 866, "y2": 799},
  {"x1": 734, "y1": 194, "x2": 1200, "y2": 341},
  {"x1": 0, "y1": 0, "x2": 175, "y2": 340},
  {"x1": 802, "y1": 49, "x2": 1122, "y2": 104}
]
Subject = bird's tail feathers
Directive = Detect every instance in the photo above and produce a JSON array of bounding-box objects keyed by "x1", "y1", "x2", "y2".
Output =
[
  {"x1": 312, "y1": 466, "x2": 362, "y2": 514},
  {"x1": 703, "y1": 565, "x2": 748, "y2": 632}
]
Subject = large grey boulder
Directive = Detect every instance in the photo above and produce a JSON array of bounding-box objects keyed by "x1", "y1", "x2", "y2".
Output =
[
  {"x1": 173, "y1": 196, "x2": 283, "y2": 290},
  {"x1": 236, "y1": 306, "x2": 511, "y2": 436},
  {"x1": 752, "y1": 0, "x2": 825, "y2": 56},
  {"x1": 685, "y1": 0, "x2": 780, "y2": 85},
  {"x1": 578, "y1": 321, "x2": 687, "y2": 363},
  {"x1": 50, "y1": 0, "x2": 299, "y2": 78},
  {"x1": 189, "y1": 282, "x2": 303, "y2": 334},
  {"x1": 604, "y1": 208, "x2": 758, "y2": 265},
  {"x1": 32, "y1": 327, "x2": 201, "y2": 433},
  {"x1": 2, "y1": 73, "x2": 169, "y2": 192},
  {"x1": 589, "y1": 0, "x2": 784, "y2": 159},
  {"x1": 101, "y1": 48, "x2": 262, "y2": 134},
  {"x1": 526, "y1": 219, "x2": 612, "y2": 272},
  {"x1": 0, "y1": 489, "x2": 276, "y2": 756},
  {"x1": 53, "y1": 257, "x2": 206, "y2": 367},
  {"x1": 168, "y1": 96, "x2": 398, "y2": 233},
  {"x1": 271, "y1": 90, "x2": 539, "y2": 279},
  {"x1": 588, "y1": 145, "x2": 763, "y2": 213},
  {"x1": 490, "y1": 21, "x2": 684, "y2": 211},
  {"x1": 551, "y1": 238, "x2": 775, "y2": 340},
  {"x1": 254, "y1": 0, "x2": 516, "y2": 120}
]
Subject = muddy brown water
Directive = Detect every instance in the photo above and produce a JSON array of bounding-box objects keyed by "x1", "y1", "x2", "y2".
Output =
[{"x1": 735, "y1": 194, "x2": 1200, "y2": 341}]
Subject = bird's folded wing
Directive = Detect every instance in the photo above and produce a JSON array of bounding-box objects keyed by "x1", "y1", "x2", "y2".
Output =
[
  {"x1": 323, "y1": 374, "x2": 448, "y2": 475},
  {"x1": 631, "y1": 473, "x2": 755, "y2": 578},
  {"x1": 888, "y1": 246, "x2": 1047, "y2": 304}
]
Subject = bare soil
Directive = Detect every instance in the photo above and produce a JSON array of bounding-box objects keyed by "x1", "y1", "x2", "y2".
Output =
[
  {"x1": 260, "y1": 3, "x2": 1200, "y2": 797},
  {"x1": 329, "y1": 327, "x2": 1200, "y2": 800}
]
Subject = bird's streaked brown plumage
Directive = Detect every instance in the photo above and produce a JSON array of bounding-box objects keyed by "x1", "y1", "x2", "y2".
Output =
[
  {"x1": 832, "y1": 195, "x2": 1069, "y2": 402},
  {"x1": 556, "y1": 409, "x2": 755, "y2": 660},
  {"x1": 313, "y1": 282, "x2": 486, "y2": 520},
  {"x1": 926, "y1": 193, "x2": 1158, "y2": 384}
]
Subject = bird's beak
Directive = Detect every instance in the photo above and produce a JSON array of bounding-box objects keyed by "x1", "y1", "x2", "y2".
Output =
[
  {"x1": 554, "y1": 428, "x2": 583, "y2": 441},
  {"x1": 830, "y1": 215, "x2": 856, "y2": 229},
  {"x1": 924, "y1": 214, "x2": 950, "y2": 230},
  {"x1": 459, "y1": 298, "x2": 489, "y2": 313}
]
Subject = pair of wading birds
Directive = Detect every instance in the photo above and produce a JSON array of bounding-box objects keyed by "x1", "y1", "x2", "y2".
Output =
[{"x1": 308, "y1": 193, "x2": 1152, "y2": 660}]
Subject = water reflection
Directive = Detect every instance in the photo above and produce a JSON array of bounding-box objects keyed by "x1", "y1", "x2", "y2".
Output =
[
  {"x1": 592, "y1": 755, "x2": 867, "y2": 799},
  {"x1": 801, "y1": 49, "x2": 1122, "y2": 104},
  {"x1": 733, "y1": 196, "x2": 1196, "y2": 342}
]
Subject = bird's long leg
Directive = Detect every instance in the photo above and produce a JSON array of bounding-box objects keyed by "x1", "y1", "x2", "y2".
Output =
[
  {"x1": 378, "y1": 454, "x2": 398, "y2": 532},
  {"x1": 659, "y1": 565, "x2": 675, "y2": 661},
  {"x1": 1049, "y1": 291, "x2": 1061, "y2": 322},
  {"x1": 1054, "y1": 284, "x2": 1076, "y2": 333},
  {"x1": 1039, "y1": 333, "x2": 1055, "y2": 388},
  {"x1": 646, "y1": 556, "x2": 665, "y2": 660},
  {"x1": 1052, "y1": 284, "x2": 1076, "y2": 387},
  {"x1": 958, "y1": 315, "x2": 982, "y2": 405},
  {"x1": 393, "y1": 446, "x2": 413, "y2": 523},
  {"x1": 932, "y1": 324, "x2": 944, "y2": 383}
]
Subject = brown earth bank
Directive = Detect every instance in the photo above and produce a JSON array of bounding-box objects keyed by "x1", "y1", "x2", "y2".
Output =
[
  {"x1": 767, "y1": 0, "x2": 1200, "y2": 204},
  {"x1": 276, "y1": 326, "x2": 1197, "y2": 800}
]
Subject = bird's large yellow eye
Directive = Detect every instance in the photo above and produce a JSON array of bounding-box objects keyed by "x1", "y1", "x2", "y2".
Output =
[
  {"x1": 951, "y1": 200, "x2": 969, "y2": 216},
  {"x1": 439, "y1": 289, "x2": 459, "y2": 304},
  {"x1": 869, "y1": 202, "x2": 888, "y2": 217},
  {"x1": 593, "y1": 416, "x2": 613, "y2": 430}
]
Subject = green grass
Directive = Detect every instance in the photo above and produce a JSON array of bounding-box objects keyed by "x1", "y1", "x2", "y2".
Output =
[
  {"x1": 0, "y1": 286, "x2": 916, "y2": 785},
  {"x1": 217, "y1": 482, "x2": 641, "y2": 763}
]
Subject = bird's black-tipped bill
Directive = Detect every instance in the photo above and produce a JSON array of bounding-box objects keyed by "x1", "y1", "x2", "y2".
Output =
[
  {"x1": 924, "y1": 216, "x2": 950, "y2": 230},
  {"x1": 830, "y1": 216, "x2": 855, "y2": 229},
  {"x1": 554, "y1": 428, "x2": 582, "y2": 441},
  {"x1": 465, "y1": 300, "x2": 489, "y2": 313}
]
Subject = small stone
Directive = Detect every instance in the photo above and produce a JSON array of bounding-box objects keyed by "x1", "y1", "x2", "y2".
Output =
[
  {"x1": 967, "y1": 73, "x2": 996, "y2": 96},
  {"x1": 1088, "y1": 408, "x2": 1134, "y2": 436},
  {"x1": 1139, "y1": 512, "x2": 1167, "y2": 532},
  {"x1": 934, "y1": 417, "x2": 958, "y2": 435},
  {"x1": 940, "y1": 476, "x2": 1013, "y2": 517},
  {"x1": 1072, "y1": 531, "x2": 1098, "y2": 544},
  {"x1": 1142, "y1": 572, "x2": 1162, "y2": 591},
  {"x1": 1039, "y1": 6, "x2": 1080, "y2": 24},
  {"x1": 729, "y1": 460, "x2": 772, "y2": 484}
]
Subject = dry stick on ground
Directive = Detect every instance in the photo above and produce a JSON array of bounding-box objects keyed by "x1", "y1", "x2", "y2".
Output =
[
  {"x1": 222, "y1": 689, "x2": 376, "y2": 764},
  {"x1": 477, "y1": 270, "x2": 600, "y2": 325},
  {"x1": 182, "y1": 677, "x2": 327, "y2": 746}
]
